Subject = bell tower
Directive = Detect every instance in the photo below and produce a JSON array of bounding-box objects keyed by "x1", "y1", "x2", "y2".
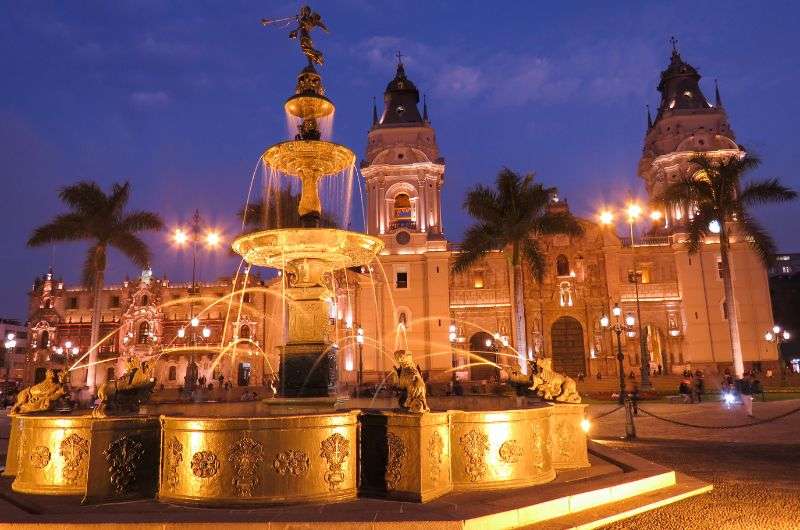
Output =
[{"x1": 362, "y1": 57, "x2": 446, "y2": 253}]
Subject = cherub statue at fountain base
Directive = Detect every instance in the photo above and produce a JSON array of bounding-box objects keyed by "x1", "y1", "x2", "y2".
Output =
[{"x1": 392, "y1": 349, "x2": 429, "y2": 413}]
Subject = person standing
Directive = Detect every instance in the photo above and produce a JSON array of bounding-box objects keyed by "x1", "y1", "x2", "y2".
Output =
[{"x1": 738, "y1": 372, "x2": 754, "y2": 417}]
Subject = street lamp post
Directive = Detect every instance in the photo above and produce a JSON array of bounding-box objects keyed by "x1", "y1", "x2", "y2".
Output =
[
  {"x1": 601, "y1": 304, "x2": 637, "y2": 439},
  {"x1": 173, "y1": 209, "x2": 222, "y2": 295},
  {"x1": 626, "y1": 204, "x2": 652, "y2": 389},
  {"x1": 177, "y1": 316, "x2": 212, "y2": 391},
  {"x1": 764, "y1": 324, "x2": 791, "y2": 384}
]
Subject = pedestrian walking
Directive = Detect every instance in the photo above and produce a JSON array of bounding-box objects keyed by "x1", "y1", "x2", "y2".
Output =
[{"x1": 737, "y1": 372, "x2": 754, "y2": 417}]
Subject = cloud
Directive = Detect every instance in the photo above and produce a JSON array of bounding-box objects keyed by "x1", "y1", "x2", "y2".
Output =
[
  {"x1": 351, "y1": 34, "x2": 661, "y2": 109},
  {"x1": 130, "y1": 91, "x2": 171, "y2": 107}
]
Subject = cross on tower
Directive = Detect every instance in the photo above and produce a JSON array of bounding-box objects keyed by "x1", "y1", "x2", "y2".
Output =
[
  {"x1": 670, "y1": 36, "x2": 678, "y2": 53},
  {"x1": 396, "y1": 50, "x2": 404, "y2": 65}
]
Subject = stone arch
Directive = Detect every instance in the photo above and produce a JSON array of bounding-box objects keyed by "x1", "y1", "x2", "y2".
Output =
[
  {"x1": 137, "y1": 321, "x2": 150, "y2": 344},
  {"x1": 644, "y1": 324, "x2": 668, "y2": 372},
  {"x1": 550, "y1": 316, "x2": 585, "y2": 377},
  {"x1": 240, "y1": 324, "x2": 251, "y2": 339},
  {"x1": 468, "y1": 331, "x2": 499, "y2": 381}
]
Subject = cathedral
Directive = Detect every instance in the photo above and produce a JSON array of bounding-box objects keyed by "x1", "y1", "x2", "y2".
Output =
[{"x1": 22, "y1": 46, "x2": 778, "y2": 391}]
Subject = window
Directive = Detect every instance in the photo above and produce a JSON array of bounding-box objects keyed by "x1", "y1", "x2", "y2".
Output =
[
  {"x1": 110, "y1": 296, "x2": 120, "y2": 308},
  {"x1": 396, "y1": 271, "x2": 408, "y2": 289},
  {"x1": 242, "y1": 293, "x2": 253, "y2": 303},
  {"x1": 782, "y1": 265, "x2": 792, "y2": 274},
  {"x1": 240, "y1": 325, "x2": 251, "y2": 339},
  {"x1": 40, "y1": 330, "x2": 49, "y2": 348},
  {"x1": 67, "y1": 297, "x2": 78, "y2": 309},
  {"x1": 137, "y1": 321, "x2": 150, "y2": 344},
  {"x1": 717, "y1": 259, "x2": 724, "y2": 279},
  {"x1": 141, "y1": 295, "x2": 149, "y2": 306},
  {"x1": 106, "y1": 367, "x2": 115, "y2": 381},
  {"x1": 168, "y1": 366, "x2": 177, "y2": 381},
  {"x1": 556, "y1": 255, "x2": 570, "y2": 277},
  {"x1": 473, "y1": 270, "x2": 485, "y2": 289}
]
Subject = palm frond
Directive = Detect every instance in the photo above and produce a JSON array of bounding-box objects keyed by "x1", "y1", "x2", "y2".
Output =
[
  {"x1": 739, "y1": 213, "x2": 777, "y2": 266},
  {"x1": 108, "y1": 182, "x2": 131, "y2": 217},
  {"x1": 522, "y1": 238, "x2": 546, "y2": 282},
  {"x1": 462, "y1": 185, "x2": 501, "y2": 223},
  {"x1": 534, "y1": 212, "x2": 584, "y2": 237},
  {"x1": 118, "y1": 211, "x2": 164, "y2": 233},
  {"x1": 109, "y1": 233, "x2": 150, "y2": 269},
  {"x1": 451, "y1": 224, "x2": 501, "y2": 273},
  {"x1": 58, "y1": 181, "x2": 106, "y2": 215},
  {"x1": 27, "y1": 213, "x2": 90, "y2": 247},
  {"x1": 738, "y1": 178, "x2": 797, "y2": 207}
]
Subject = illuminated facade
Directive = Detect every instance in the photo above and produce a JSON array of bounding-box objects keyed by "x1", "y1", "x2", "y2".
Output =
[{"x1": 23, "y1": 49, "x2": 778, "y2": 390}]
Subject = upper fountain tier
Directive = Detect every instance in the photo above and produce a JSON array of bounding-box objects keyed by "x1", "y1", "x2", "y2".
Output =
[{"x1": 264, "y1": 66, "x2": 356, "y2": 218}]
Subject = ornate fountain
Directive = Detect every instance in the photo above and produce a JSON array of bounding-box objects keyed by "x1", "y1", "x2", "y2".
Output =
[{"x1": 3, "y1": 5, "x2": 590, "y2": 510}]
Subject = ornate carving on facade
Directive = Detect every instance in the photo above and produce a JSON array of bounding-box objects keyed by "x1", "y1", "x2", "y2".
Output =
[
  {"x1": 498, "y1": 439, "x2": 523, "y2": 464},
  {"x1": 459, "y1": 429, "x2": 489, "y2": 482},
  {"x1": 30, "y1": 445, "x2": 51, "y2": 468},
  {"x1": 104, "y1": 435, "x2": 145, "y2": 494},
  {"x1": 59, "y1": 433, "x2": 89, "y2": 485},
  {"x1": 392, "y1": 349, "x2": 429, "y2": 413},
  {"x1": 531, "y1": 358, "x2": 581, "y2": 403},
  {"x1": 191, "y1": 450, "x2": 220, "y2": 478},
  {"x1": 320, "y1": 432, "x2": 349, "y2": 491},
  {"x1": 164, "y1": 436, "x2": 183, "y2": 488},
  {"x1": 228, "y1": 436, "x2": 263, "y2": 497},
  {"x1": 385, "y1": 432, "x2": 406, "y2": 490},
  {"x1": 272, "y1": 449, "x2": 309, "y2": 477},
  {"x1": 427, "y1": 430, "x2": 444, "y2": 485}
]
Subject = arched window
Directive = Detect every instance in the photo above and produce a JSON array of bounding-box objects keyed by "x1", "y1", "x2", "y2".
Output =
[
  {"x1": 106, "y1": 367, "x2": 115, "y2": 382},
  {"x1": 239, "y1": 325, "x2": 251, "y2": 339},
  {"x1": 556, "y1": 255, "x2": 570, "y2": 277},
  {"x1": 168, "y1": 366, "x2": 177, "y2": 381},
  {"x1": 137, "y1": 321, "x2": 150, "y2": 344},
  {"x1": 392, "y1": 193, "x2": 414, "y2": 229},
  {"x1": 40, "y1": 330, "x2": 50, "y2": 348},
  {"x1": 141, "y1": 295, "x2": 149, "y2": 306}
]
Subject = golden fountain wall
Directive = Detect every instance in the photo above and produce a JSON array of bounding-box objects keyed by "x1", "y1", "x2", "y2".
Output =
[
  {"x1": 550, "y1": 403, "x2": 590, "y2": 469},
  {"x1": 10, "y1": 414, "x2": 160, "y2": 502},
  {"x1": 450, "y1": 407, "x2": 556, "y2": 491},
  {"x1": 158, "y1": 411, "x2": 359, "y2": 505}
]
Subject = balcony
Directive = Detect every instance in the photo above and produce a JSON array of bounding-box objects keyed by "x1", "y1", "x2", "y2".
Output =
[
  {"x1": 619, "y1": 281, "x2": 680, "y2": 301},
  {"x1": 620, "y1": 235, "x2": 672, "y2": 247}
]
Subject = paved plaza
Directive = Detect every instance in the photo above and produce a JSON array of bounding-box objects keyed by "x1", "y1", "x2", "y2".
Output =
[{"x1": 586, "y1": 398, "x2": 800, "y2": 529}]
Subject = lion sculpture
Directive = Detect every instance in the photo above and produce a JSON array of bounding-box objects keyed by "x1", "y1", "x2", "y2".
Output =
[
  {"x1": 93, "y1": 356, "x2": 156, "y2": 417},
  {"x1": 11, "y1": 369, "x2": 67, "y2": 414},
  {"x1": 392, "y1": 349, "x2": 429, "y2": 413},
  {"x1": 531, "y1": 358, "x2": 581, "y2": 403}
]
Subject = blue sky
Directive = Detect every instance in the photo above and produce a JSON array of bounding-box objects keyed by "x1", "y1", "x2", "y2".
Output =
[{"x1": 1, "y1": 1, "x2": 798, "y2": 319}]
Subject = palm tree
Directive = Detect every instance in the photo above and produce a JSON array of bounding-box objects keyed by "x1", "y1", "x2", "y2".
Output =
[
  {"x1": 657, "y1": 154, "x2": 796, "y2": 379},
  {"x1": 28, "y1": 181, "x2": 164, "y2": 392},
  {"x1": 453, "y1": 168, "x2": 583, "y2": 366}
]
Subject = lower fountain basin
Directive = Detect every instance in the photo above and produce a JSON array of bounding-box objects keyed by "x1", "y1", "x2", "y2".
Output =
[{"x1": 158, "y1": 411, "x2": 360, "y2": 506}]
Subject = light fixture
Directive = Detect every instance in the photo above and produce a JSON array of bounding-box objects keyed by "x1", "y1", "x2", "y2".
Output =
[
  {"x1": 191, "y1": 317, "x2": 200, "y2": 327},
  {"x1": 708, "y1": 220, "x2": 721, "y2": 234},
  {"x1": 173, "y1": 228, "x2": 189, "y2": 245},
  {"x1": 64, "y1": 340, "x2": 72, "y2": 349},
  {"x1": 356, "y1": 327, "x2": 364, "y2": 345},
  {"x1": 485, "y1": 338, "x2": 492, "y2": 348},
  {"x1": 71, "y1": 346, "x2": 79, "y2": 355},
  {"x1": 625, "y1": 314, "x2": 635, "y2": 327},
  {"x1": 6, "y1": 332, "x2": 15, "y2": 341},
  {"x1": 765, "y1": 331, "x2": 774, "y2": 341},
  {"x1": 599, "y1": 210, "x2": 614, "y2": 225},
  {"x1": 177, "y1": 327, "x2": 186, "y2": 338},
  {"x1": 773, "y1": 325, "x2": 781, "y2": 334},
  {"x1": 626, "y1": 203, "x2": 643, "y2": 220},
  {"x1": 650, "y1": 210, "x2": 663, "y2": 221},
  {"x1": 783, "y1": 330, "x2": 791, "y2": 341},
  {"x1": 202, "y1": 326, "x2": 211, "y2": 338},
  {"x1": 600, "y1": 315, "x2": 610, "y2": 328},
  {"x1": 580, "y1": 418, "x2": 591, "y2": 433},
  {"x1": 626, "y1": 330, "x2": 636, "y2": 338},
  {"x1": 669, "y1": 329, "x2": 681, "y2": 337},
  {"x1": 612, "y1": 304, "x2": 622, "y2": 317},
  {"x1": 205, "y1": 231, "x2": 221, "y2": 247}
]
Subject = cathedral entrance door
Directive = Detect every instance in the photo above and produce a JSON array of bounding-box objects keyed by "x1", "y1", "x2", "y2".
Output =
[
  {"x1": 550, "y1": 316, "x2": 586, "y2": 377},
  {"x1": 468, "y1": 332, "x2": 499, "y2": 382}
]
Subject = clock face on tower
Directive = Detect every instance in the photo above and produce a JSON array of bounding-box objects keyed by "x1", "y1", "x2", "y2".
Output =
[{"x1": 395, "y1": 231, "x2": 411, "y2": 245}]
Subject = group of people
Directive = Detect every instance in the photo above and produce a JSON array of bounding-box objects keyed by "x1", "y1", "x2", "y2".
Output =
[{"x1": 678, "y1": 369, "x2": 706, "y2": 403}]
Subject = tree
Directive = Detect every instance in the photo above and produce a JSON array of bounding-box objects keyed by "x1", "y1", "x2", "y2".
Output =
[
  {"x1": 452, "y1": 168, "x2": 583, "y2": 367},
  {"x1": 657, "y1": 154, "x2": 796, "y2": 378},
  {"x1": 28, "y1": 181, "x2": 164, "y2": 392}
]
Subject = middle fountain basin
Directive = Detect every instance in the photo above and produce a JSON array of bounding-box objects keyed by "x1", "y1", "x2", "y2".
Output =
[{"x1": 158, "y1": 411, "x2": 359, "y2": 506}]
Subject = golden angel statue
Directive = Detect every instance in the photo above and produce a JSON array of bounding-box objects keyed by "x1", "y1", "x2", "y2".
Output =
[{"x1": 262, "y1": 5, "x2": 329, "y2": 66}]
